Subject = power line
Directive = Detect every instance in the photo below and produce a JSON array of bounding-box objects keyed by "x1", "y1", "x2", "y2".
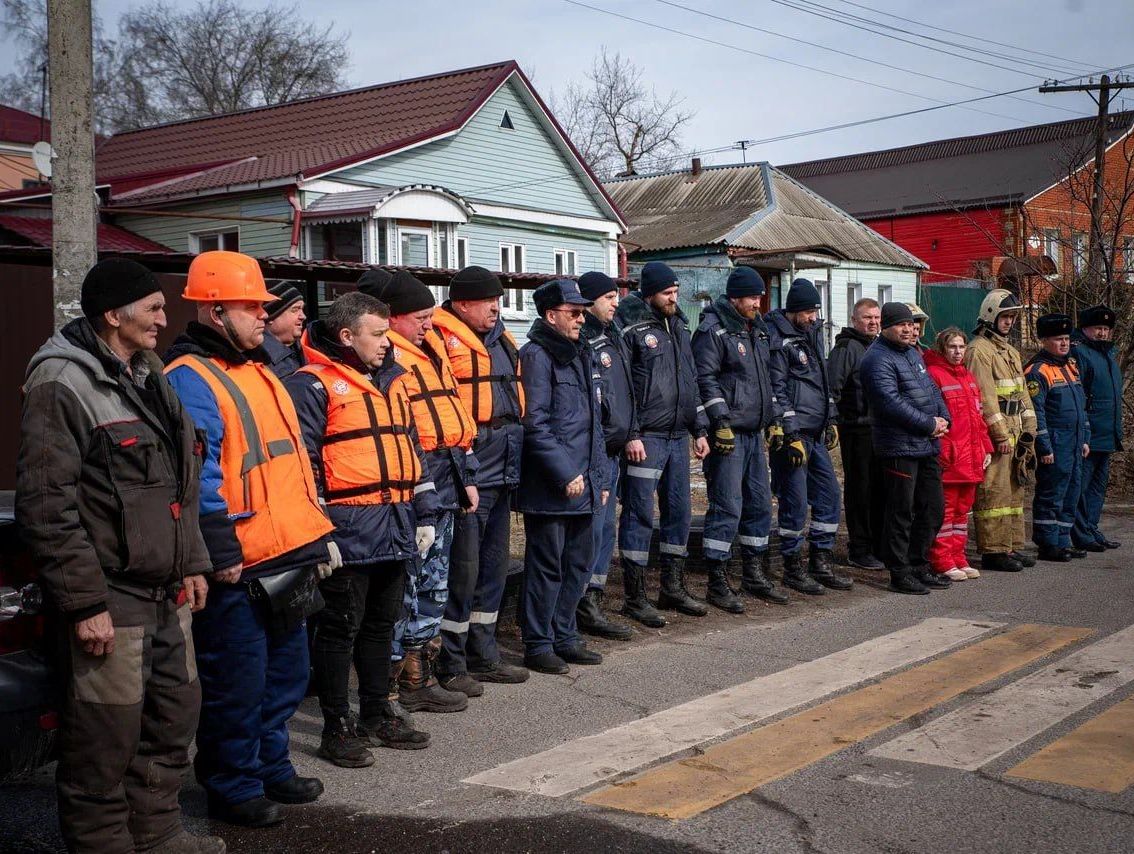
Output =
[
  {"x1": 829, "y1": 0, "x2": 1096, "y2": 72},
  {"x1": 563, "y1": 0, "x2": 1055, "y2": 126},
  {"x1": 653, "y1": 0, "x2": 1086, "y2": 118},
  {"x1": 765, "y1": 0, "x2": 1086, "y2": 78}
]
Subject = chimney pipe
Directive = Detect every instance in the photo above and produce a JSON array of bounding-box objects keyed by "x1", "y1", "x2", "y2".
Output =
[{"x1": 691, "y1": 157, "x2": 702, "y2": 176}]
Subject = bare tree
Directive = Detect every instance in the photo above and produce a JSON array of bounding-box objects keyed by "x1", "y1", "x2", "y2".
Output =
[
  {"x1": 0, "y1": 0, "x2": 350, "y2": 134},
  {"x1": 552, "y1": 48, "x2": 693, "y2": 178}
]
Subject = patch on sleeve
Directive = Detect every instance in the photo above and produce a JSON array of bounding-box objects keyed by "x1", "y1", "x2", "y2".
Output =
[{"x1": 1027, "y1": 379, "x2": 1041, "y2": 398}]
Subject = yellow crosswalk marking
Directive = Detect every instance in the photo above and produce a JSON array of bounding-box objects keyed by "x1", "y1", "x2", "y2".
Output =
[
  {"x1": 582, "y1": 624, "x2": 1091, "y2": 819},
  {"x1": 1004, "y1": 694, "x2": 1134, "y2": 793}
]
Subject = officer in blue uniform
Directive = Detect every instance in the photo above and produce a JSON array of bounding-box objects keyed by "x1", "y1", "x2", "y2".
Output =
[
  {"x1": 766, "y1": 279, "x2": 853, "y2": 595},
  {"x1": 693, "y1": 266, "x2": 789, "y2": 611},
  {"x1": 576, "y1": 271, "x2": 638, "y2": 641},
  {"x1": 1025, "y1": 313, "x2": 1090, "y2": 562},
  {"x1": 615, "y1": 261, "x2": 710, "y2": 626},
  {"x1": 518, "y1": 280, "x2": 609, "y2": 674},
  {"x1": 1071, "y1": 305, "x2": 1123, "y2": 551}
]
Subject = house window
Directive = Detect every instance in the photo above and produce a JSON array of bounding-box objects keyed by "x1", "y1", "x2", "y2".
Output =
[
  {"x1": 846, "y1": 282, "x2": 862, "y2": 322},
  {"x1": 1123, "y1": 236, "x2": 1134, "y2": 284},
  {"x1": 457, "y1": 237, "x2": 470, "y2": 270},
  {"x1": 877, "y1": 284, "x2": 893, "y2": 305},
  {"x1": 398, "y1": 226, "x2": 432, "y2": 267},
  {"x1": 554, "y1": 249, "x2": 578, "y2": 276},
  {"x1": 439, "y1": 229, "x2": 450, "y2": 269},
  {"x1": 1072, "y1": 231, "x2": 1088, "y2": 275},
  {"x1": 319, "y1": 223, "x2": 363, "y2": 262},
  {"x1": 1043, "y1": 228, "x2": 1061, "y2": 271},
  {"x1": 815, "y1": 279, "x2": 832, "y2": 348},
  {"x1": 191, "y1": 228, "x2": 239, "y2": 253},
  {"x1": 500, "y1": 110, "x2": 515, "y2": 130},
  {"x1": 500, "y1": 243, "x2": 525, "y2": 312}
]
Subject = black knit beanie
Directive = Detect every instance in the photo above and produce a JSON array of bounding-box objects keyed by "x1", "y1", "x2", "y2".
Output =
[{"x1": 80, "y1": 258, "x2": 162, "y2": 319}]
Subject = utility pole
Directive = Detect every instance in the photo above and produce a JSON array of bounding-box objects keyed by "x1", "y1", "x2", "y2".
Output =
[
  {"x1": 47, "y1": 0, "x2": 97, "y2": 329},
  {"x1": 1040, "y1": 74, "x2": 1134, "y2": 304}
]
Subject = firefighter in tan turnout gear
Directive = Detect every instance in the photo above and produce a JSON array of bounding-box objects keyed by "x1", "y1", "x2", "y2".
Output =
[{"x1": 964, "y1": 289, "x2": 1038, "y2": 573}]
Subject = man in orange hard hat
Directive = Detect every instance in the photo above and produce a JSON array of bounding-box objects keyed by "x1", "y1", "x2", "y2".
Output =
[{"x1": 165, "y1": 251, "x2": 340, "y2": 829}]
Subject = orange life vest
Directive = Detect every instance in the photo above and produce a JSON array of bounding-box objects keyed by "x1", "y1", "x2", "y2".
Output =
[
  {"x1": 432, "y1": 307, "x2": 525, "y2": 424},
  {"x1": 296, "y1": 342, "x2": 422, "y2": 506},
  {"x1": 164, "y1": 354, "x2": 333, "y2": 568},
  {"x1": 388, "y1": 327, "x2": 477, "y2": 453}
]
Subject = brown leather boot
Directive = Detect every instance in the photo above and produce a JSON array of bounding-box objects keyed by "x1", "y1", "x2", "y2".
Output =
[{"x1": 398, "y1": 645, "x2": 468, "y2": 713}]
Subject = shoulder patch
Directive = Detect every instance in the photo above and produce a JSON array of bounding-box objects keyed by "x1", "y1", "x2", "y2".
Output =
[{"x1": 1027, "y1": 379, "x2": 1041, "y2": 398}]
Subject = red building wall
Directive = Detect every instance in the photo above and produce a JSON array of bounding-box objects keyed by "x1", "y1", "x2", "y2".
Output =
[{"x1": 865, "y1": 208, "x2": 1007, "y2": 284}]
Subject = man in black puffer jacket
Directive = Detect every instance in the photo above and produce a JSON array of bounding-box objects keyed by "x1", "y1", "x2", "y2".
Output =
[{"x1": 860, "y1": 302, "x2": 952, "y2": 595}]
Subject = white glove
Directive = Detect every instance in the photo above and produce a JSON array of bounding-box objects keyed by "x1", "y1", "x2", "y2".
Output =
[
  {"x1": 416, "y1": 525, "x2": 436, "y2": 556},
  {"x1": 316, "y1": 541, "x2": 343, "y2": 579}
]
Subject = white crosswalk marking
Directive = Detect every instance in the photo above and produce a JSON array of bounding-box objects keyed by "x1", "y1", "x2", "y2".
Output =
[
  {"x1": 463, "y1": 617, "x2": 1002, "y2": 797},
  {"x1": 870, "y1": 624, "x2": 1134, "y2": 771}
]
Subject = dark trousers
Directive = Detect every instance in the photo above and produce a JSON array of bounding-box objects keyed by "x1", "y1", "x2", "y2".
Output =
[
  {"x1": 619, "y1": 435, "x2": 692, "y2": 565},
  {"x1": 1032, "y1": 432, "x2": 1083, "y2": 550},
  {"x1": 702, "y1": 430, "x2": 772, "y2": 560},
  {"x1": 439, "y1": 485, "x2": 512, "y2": 676},
  {"x1": 521, "y1": 513, "x2": 594, "y2": 656},
  {"x1": 770, "y1": 435, "x2": 841, "y2": 554},
  {"x1": 587, "y1": 455, "x2": 621, "y2": 590},
  {"x1": 879, "y1": 456, "x2": 945, "y2": 570},
  {"x1": 193, "y1": 580, "x2": 308, "y2": 806},
  {"x1": 839, "y1": 424, "x2": 884, "y2": 559},
  {"x1": 312, "y1": 562, "x2": 406, "y2": 723},
  {"x1": 1073, "y1": 450, "x2": 1112, "y2": 547},
  {"x1": 55, "y1": 588, "x2": 199, "y2": 854}
]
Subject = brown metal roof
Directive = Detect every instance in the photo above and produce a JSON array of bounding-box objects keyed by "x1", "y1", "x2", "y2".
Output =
[
  {"x1": 603, "y1": 162, "x2": 925, "y2": 269},
  {"x1": 780, "y1": 111, "x2": 1134, "y2": 218}
]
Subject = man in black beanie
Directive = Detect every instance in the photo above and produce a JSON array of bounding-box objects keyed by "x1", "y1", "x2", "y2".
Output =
[
  {"x1": 766, "y1": 279, "x2": 852, "y2": 595},
  {"x1": 615, "y1": 261, "x2": 710, "y2": 626},
  {"x1": 17, "y1": 259, "x2": 222, "y2": 852},
  {"x1": 263, "y1": 280, "x2": 307, "y2": 378},
  {"x1": 692, "y1": 266, "x2": 789, "y2": 612},
  {"x1": 431, "y1": 266, "x2": 530, "y2": 691}
]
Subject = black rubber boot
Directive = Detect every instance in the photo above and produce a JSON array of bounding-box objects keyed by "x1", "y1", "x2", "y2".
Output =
[
  {"x1": 981, "y1": 552, "x2": 1024, "y2": 572},
  {"x1": 656, "y1": 558, "x2": 709, "y2": 616},
  {"x1": 317, "y1": 715, "x2": 375, "y2": 768},
  {"x1": 704, "y1": 560, "x2": 745, "y2": 614},
  {"x1": 620, "y1": 562, "x2": 667, "y2": 628},
  {"x1": 889, "y1": 567, "x2": 930, "y2": 595},
  {"x1": 782, "y1": 551, "x2": 823, "y2": 595},
  {"x1": 577, "y1": 588, "x2": 634, "y2": 640},
  {"x1": 740, "y1": 554, "x2": 790, "y2": 604},
  {"x1": 808, "y1": 548, "x2": 853, "y2": 590}
]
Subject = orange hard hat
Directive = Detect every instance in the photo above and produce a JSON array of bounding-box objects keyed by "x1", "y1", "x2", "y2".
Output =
[{"x1": 183, "y1": 251, "x2": 273, "y2": 303}]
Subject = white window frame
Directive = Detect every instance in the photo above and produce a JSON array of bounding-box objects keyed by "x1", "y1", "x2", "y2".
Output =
[
  {"x1": 877, "y1": 284, "x2": 893, "y2": 305},
  {"x1": 499, "y1": 243, "x2": 526, "y2": 315},
  {"x1": 456, "y1": 236, "x2": 470, "y2": 270},
  {"x1": 846, "y1": 282, "x2": 862, "y2": 324},
  {"x1": 554, "y1": 248, "x2": 578, "y2": 277},
  {"x1": 1123, "y1": 236, "x2": 1134, "y2": 284},
  {"x1": 1072, "y1": 231, "x2": 1088, "y2": 275},
  {"x1": 815, "y1": 279, "x2": 833, "y2": 349},
  {"x1": 397, "y1": 225, "x2": 433, "y2": 268},
  {"x1": 1042, "y1": 228, "x2": 1061, "y2": 272},
  {"x1": 189, "y1": 227, "x2": 240, "y2": 253}
]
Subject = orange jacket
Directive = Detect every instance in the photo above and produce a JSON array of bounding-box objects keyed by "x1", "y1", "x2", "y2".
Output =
[
  {"x1": 388, "y1": 328, "x2": 477, "y2": 453},
  {"x1": 432, "y1": 307, "x2": 525, "y2": 423}
]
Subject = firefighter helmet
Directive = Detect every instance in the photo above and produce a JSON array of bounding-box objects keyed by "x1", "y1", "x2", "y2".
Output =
[
  {"x1": 183, "y1": 251, "x2": 274, "y2": 303},
  {"x1": 906, "y1": 301, "x2": 929, "y2": 321},
  {"x1": 978, "y1": 289, "x2": 1021, "y2": 325}
]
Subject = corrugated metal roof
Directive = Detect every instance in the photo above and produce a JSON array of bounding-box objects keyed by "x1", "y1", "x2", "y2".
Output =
[
  {"x1": 0, "y1": 104, "x2": 49, "y2": 146},
  {"x1": 781, "y1": 111, "x2": 1134, "y2": 218},
  {"x1": 603, "y1": 163, "x2": 925, "y2": 269},
  {"x1": 0, "y1": 215, "x2": 172, "y2": 253}
]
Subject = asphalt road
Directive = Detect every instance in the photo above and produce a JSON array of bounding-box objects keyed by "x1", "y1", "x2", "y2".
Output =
[{"x1": 5, "y1": 512, "x2": 1134, "y2": 854}]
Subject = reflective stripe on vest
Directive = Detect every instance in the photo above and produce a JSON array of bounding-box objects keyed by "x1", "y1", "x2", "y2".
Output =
[{"x1": 165, "y1": 354, "x2": 332, "y2": 567}]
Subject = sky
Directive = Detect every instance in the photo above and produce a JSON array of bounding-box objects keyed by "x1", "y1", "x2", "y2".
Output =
[{"x1": 4, "y1": 0, "x2": 1133, "y2": 169}]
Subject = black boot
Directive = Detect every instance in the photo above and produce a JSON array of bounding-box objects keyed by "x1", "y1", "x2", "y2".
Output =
[
  {"x1": 912, "y1": 565, "x2": 951, "y2": 589},
  {"x1": 740, "y1": 554, "x2": 790, "y2": 604},
  {"x1": 1010, "y1": 550, "x2": 1038, "y2": 567},
  {"x1": 656, "y1": 557, "x2": 709, "y2": 616},
  {"x1": 981, "y1": 552, "x2": 1024, "y2": 572},
  {"x1": 782, "y1": 551, "x2": 823, "y2": 595},
  {"x1": 889, "y1": 567, "x2": 930, "y2": 595},
  {"x1": 265, "y1": 774, "x2": 324, "y2": 804},
  {"x1": 704, "y1": 560, "x2": 745, "y2": 613},
  {"x1": 1036, "y1": 546, "x2": 1072, "y2": 562},
  {"x1": 577, "y1": 588, "x2": 634, "y2": 640},
  {"x1": 808, "y1": 548, "x2": 853, "y2": 590},
  {"x1": 207, "y1": 795, "x2": 283, "y2": 828},
  {"x1": 317, "y1": 715, "x2": 375, "y2": 768},
  {"x1": 620, "y1": 562, "x2": 667, "y2": 627}
]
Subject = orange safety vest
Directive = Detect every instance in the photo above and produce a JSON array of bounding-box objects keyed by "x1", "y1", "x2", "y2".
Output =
[
  {"x1": 388, "y1": 327, "x2": 477, "y2": 453},
  {"x1": 296, "y1": 344, "x2": 422, "y2": 506},
  {"x1": 432, "y1": 307, "x2": 525, "y2": 424},
  {"x1": 164, "y1": 354, "x2": 333, "y2": 568}
]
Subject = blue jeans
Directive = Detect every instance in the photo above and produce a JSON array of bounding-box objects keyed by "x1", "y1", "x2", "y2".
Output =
[
  {"x1": 1073, "y1": 451, "x2": 1111, "y2": 546},
  {"x1": 770, "y1": 435, "x2": 841, "y2": 554},
  {"x1": 587, "y1": 455, "x2": 621, "y2": 590},
  {"x1": 192, "y1": 580, "x2": 308, "y2": 806},
  {"x1": 618, "y1": 435, "x2": 692, "y2": 566},
  {"x1": 701, "y1": 430, "x2": 772, "y2": 561},
  {"x1": 393, "y1": 510, "x2": 455, "y2": 658},
  {"x1": 521, "y1": 514, "x2": 594, "y2": 656}
]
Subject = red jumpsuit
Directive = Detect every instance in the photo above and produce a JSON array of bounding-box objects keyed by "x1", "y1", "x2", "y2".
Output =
[{"x1": 924, "y1": 350, "x2": 994, "y2": 572}]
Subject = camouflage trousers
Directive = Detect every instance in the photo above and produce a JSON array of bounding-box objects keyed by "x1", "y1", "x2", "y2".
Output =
[{"x1": 392, "y1": 510, "x2": 455, "y2": 659}]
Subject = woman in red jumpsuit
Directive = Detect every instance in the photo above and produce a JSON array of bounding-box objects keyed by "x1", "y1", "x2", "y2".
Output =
[{"x1": 925, "y1": 327, "x2": 993, "y2": 580}]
